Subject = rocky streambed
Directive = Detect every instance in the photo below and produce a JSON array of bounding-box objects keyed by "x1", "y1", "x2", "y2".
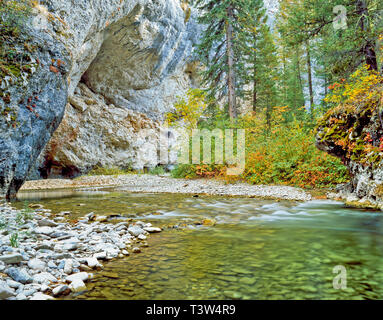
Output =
[
  {"x1": 0, "y1": 202, "x2": 161, "y2": 300},
  {"x1": 20, "y1": 174, "x2": 313, "y2": 201},
  {"x1": 2, "y1": 190, "x2": 383, "y2": 300}
]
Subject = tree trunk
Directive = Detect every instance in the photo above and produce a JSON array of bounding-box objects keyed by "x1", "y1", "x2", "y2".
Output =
[
  {"x1": 306, "y1": 40, "x2": 314, "y2": 116},
  {"x1": 253, "y1": 44, "x2": 257, "y2": 113},
  {"x1": 282, "y1": 47, "x2": 288, "y2": 103},
  {"x1": 226, "y1": 5, "x2": 237, "y2": 119},
  {"x1": 356, "y1": 0, "x2": 378, "y2": 71},
  {"x1": 295, "y1": 45, "x2": 305, "y2": 108}
]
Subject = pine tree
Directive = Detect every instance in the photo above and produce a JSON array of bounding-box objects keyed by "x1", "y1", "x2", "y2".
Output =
[
  {"x1": 237, "y1": 0, "x2": 281, "y2": 128},
  {"x1": 237, "y1": 0, "x2": 267, "y2": 114},
  {"x1": 276, "y1": 1, "x2": 306, "y2": 120},
  {"x1": 194, "y1": 0, "x2": 248, "y2": 120},
  {"x1": 277, "y1": 0, "x2": 383, "y2": 77},
  {"x1": 257, "y1": 27, "x2": 280, "y2": 130}
]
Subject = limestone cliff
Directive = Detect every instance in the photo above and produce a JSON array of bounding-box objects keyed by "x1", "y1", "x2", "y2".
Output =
[
  {"x1": 0, "y1": 0, "x2": 200, "y2": 197},
  {"x1": 315, "y1": 78, "x2": 383, "y2": 209}
]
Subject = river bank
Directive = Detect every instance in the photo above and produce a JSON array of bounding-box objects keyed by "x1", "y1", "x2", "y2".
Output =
[
  {"x1": 0, "y1": 201, "x2": 162, "y2": 300},
  {"x1": 20, "y1": 174, "x2": 313, "y2": 202}
]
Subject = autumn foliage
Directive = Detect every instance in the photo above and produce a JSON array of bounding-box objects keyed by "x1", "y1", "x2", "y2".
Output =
[{"x1": 172, "y1": 106, "x2": 349, "y2": 189}]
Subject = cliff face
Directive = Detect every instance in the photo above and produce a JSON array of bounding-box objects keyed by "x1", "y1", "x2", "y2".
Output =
[
  {"x1": 0, "y1": 0, "x2": 200, "y2": 196},
  {"x1": 315, "y1": 79, "x2": 383, "y2": 208}
]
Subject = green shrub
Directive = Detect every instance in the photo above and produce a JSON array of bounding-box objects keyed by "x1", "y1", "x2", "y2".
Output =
[
  {"x1": 9, "y1": 232, "x2": 19, "y2": 248},
  {"x1": 149, "y1": 166, "x2": 166, "y2": 175},
  {"x1": 170, "y1": 109, "x2": 350, "y2": 189},
  {"x1": 87, "y1": 166, "x2": 134, "y2": 176},
  {"x1": 0, "y1": 0, "x2": 32, "y2": 36}
]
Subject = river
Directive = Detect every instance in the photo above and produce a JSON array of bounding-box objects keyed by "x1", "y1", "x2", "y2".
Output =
[{"x1": 13, "y1": 188, "x2": 383, "y2": 300}]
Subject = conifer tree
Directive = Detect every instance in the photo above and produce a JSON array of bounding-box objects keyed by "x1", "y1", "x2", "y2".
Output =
[{"x1": 194, "y1": 0, "x2": 248, "y2": 120}]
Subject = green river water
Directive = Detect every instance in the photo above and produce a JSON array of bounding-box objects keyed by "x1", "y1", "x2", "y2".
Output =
[{"x1": 14, "y1": 188, "x2": 383, "y2": 300}]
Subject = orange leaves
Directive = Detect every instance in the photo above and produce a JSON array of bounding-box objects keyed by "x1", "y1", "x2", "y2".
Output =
[
  {"x1": 56, "y1": 59, "x2": 65, "y2": 67},
  {"x1": 194, "y1": 164, "x2": 226, "y2": 178},
  {"x1": 364, "y1": 133, "x2": 373, "y2": 143},
  {"x1": 174, "y1": 107, "x2": 349, "y2": 188},
  {"x1": 50, "y1": 58, "x2": 65, "y2": 73},
  {"x1": 324, "y1": 64, "x2": 383, "y2": 106},
  {"x1": 49, "y1": 65, "x2": 59, "y2": 73}
]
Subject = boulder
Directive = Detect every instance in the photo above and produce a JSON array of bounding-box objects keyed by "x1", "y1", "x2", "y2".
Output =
[
  {"x1": 6, "y1": 267, "x2": 33, "y2": 284},
  {"x1": 128, "y1": 226, "x2": 145, "y2": 237},
  {"x1": 0, "y1": 282, "x2": 15, "y2": 300},
  {"x1": 27, "y1": 258, "x2": 46, "y2": 271},
  {"x1": 66, "y1": 272, "x2": 90, "y2": 283},
  {"x1": 69, "y1": 279, "x2": 87, "y2": 293},
  {"x1": 32, "y1": 272, "x2": 58, "y2": 284},
  {"x1": 0, "y1": 253, "x2": 24, "y2": 264}
]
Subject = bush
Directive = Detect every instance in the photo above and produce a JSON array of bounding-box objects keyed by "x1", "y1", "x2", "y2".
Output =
[
  {"x1": 0, "y1": 0, "x2": 31, "y2": 36},
  {"x1": 87, "y1": 166, "x2": 134, "y2": 176},
  {"x1": 166, "y1": 88, "x2": 208, "y2": 131},
  {"x1": 170, "y1": 107, "x2": 349, "y2": 189},
  {"x1": 149, "y1": 166, "x2": 166, "y2": 175},
  {"x1": 316, "y1": 65, "x2": 383, "y2": 166},
  {"x1": 1, "y1": 0, "x2": 33, "y2": 128}
]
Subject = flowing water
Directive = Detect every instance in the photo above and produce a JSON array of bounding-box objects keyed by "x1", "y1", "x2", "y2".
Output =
[{"x1": 14, "y1": 188, "x2": 383, "y2": 300}]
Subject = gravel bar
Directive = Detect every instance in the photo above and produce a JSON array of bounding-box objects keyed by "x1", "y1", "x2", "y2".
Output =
[{"x1": 20, "y1": 174, "x2": 312, "y2": 201}]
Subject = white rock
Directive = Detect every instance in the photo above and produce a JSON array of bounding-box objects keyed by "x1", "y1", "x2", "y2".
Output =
[
  {"x1": 63, "y1": 259, "x2": 73, "y2": 275},
  {"x1": 29, "y1": 292, "x2": 55, "y2": 300},
  {"x1": 33, "y1": 272, "x2": 58, "y2": 284},
  {"x1": 128, "y1": 225, "x2": 145, "y2": 236},
  {"x1": 143, "y1": 227, "x2": 162, "y2": 233},
  {"x1": 66, "y1": 272, "x2": 89, "y2": 283},
  {"x1": 69, "y1": 279, "x2": 87, "y2": 293},
  {"x1": 35, "y1": 227, "x2": 54, "y2": 235},
  {"x1": 95, "y1": 216, "x2": 108, "y2": 222},
  {"x1": 16, "y1": 293, "x2": 27, "y2": 300},
  {"x1": 6, "y1": 279, "x2": 21, "y2": 289},
  {"x1": 0, "y1": 283, "x2": 15, "y2": 299},
  {"x1": 0, "y1": 253, "x2": 24, "y2": 264},
  {"x1": 86, "y1": 257, "x2": 102, "y2": 269},
  {"x1": 52, "y1": 285, "x2": 70, "y2": 296},
  {"x1": 93, "y1": 252, "x2": 107, "y2": 260},
  {"x1": 40, "y1": 284, "x2": 49, "y2": 292},
  {"x1": 62, "y1": 239, "x2": 79, "y2": 251},
  {"x1": 28, "y1": 258, "x2": 46, "y2": 271}
]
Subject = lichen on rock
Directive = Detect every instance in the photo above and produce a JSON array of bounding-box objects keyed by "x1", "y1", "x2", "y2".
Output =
[{"x1": 315, "y1": 67, "x2": 383, "y2": 208}]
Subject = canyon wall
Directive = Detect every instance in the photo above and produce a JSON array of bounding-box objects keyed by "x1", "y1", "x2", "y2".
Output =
[{"x1": 0, "y1": 0, "x2": 200, "y2": 196}]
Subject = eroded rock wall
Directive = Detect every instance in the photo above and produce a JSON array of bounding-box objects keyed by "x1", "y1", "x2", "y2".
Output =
[
  {"x1": 0, "y1": 0, "x2": 200, "y2": 197},
  {"x1": 29, "y1": 83, "x2": 179, "y2": 179},
  {"x1": 315, "y1": 84, "x2": 383, "y2": 209}
]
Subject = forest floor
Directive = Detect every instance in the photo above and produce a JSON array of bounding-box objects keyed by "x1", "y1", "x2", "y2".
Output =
[{"x1": 20, "y1": 174, "x2": 316, "y2": 201}]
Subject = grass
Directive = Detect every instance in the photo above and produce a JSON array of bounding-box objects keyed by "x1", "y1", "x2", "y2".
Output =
[
  {"x1": 149, "y1": 166, "x2": 166, "y2": 175},
  {"x1": 9, "y1": 232, "x2": 19, "y2": 248},
  {"x1": 87, "y1": 166, "x2": 135, "y2": 176}
]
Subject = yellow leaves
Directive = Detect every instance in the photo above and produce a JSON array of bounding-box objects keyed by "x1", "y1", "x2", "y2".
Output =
[
  {"x1": 324, "y1": 64, "x2": 383, "y2": 108},
  {"x1": 166, "y1": 89, "x2": 208, "y2": 131}
]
